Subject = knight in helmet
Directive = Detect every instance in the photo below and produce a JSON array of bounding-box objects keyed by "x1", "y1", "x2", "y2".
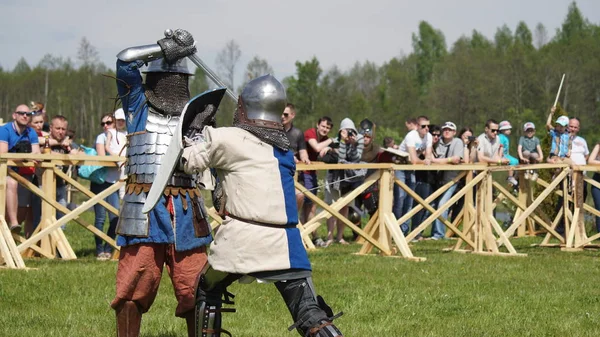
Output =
[
  {"x1": 111, "y1": 29, "x2": 225, "y2": 336},
  {"x1": 180, "y1": 74, "x2": 344, "y2": 337}
]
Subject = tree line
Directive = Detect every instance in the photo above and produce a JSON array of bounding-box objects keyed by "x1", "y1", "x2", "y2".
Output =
[{"x1": 1, "y1": 1, "x2": 598, "y2": 150}]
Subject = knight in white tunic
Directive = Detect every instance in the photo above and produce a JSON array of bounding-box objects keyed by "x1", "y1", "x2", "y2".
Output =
[{"x1": 181, "y1": 75, "x2": 343, "y2": 337}]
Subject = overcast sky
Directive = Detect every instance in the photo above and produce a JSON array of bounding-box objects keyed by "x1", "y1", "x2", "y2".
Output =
[{"x1": 1, "y1": 0, "x2": 599, "y2": 87}]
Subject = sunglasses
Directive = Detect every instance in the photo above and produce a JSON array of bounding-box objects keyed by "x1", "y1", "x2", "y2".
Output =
[
  {"x1": 490, "y1": 129, "x2": 499, "y2": 133},
  {"x1": 101, "y1": 121, "x2": 114, "y2": 126},
  {"x1": 282, "y1": 112, "x2": 289, "y2": 117},
  {"x1": 15, "y1": 111, "x2": 33, "y2": 116},
  {"x1": 432, "y1": 133, "x2": 440, "y2": 137},
  {"x1": 420, "y1": 124, "x2": 430, "y2": 129}
]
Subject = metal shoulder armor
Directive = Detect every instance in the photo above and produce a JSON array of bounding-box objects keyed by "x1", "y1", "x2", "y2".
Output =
[{"x1": 117, "y1": 44, "x2": 164, "y2": 63}]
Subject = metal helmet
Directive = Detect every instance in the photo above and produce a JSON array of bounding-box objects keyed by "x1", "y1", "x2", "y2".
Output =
[
  {"x1": 236, "y1": 74, "x2": 286, "y2": 130},
  {"x1": 359, "y1": 118, "x2": 375, "y2": 137},
  {"x1": 144, "y1": 58, "x2": 193, "y2": 75}
]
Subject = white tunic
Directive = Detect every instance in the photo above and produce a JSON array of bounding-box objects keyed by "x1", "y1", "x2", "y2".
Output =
[{"x1": 182, "y1": 126, "x2": 311, "y2": 274}]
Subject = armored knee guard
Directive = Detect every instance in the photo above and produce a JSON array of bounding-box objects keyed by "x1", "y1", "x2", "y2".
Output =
[
  {"x1": 116, "y1": 301, "x2": 142, "y2": 337},
  {"x1": 193, "y1": 268, "x2": 239, "y2": 337},
  {"x1": 276, "y1": 278, "x2": 343, "y2": 337}
]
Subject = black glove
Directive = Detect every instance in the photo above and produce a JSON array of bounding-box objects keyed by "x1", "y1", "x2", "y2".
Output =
[{"x1": 157, "y1": 29, "x2": 196, "y2": 63}]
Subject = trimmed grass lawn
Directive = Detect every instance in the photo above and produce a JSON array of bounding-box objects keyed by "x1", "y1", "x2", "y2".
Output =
[{"x1": 2, "y1": 213, "x2": 600, "y2": 336}]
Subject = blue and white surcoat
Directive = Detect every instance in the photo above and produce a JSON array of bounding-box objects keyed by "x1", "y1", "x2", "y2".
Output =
[
  {"x1": 181, "y1": 126, "x2": 311, "y2": 274},
  {"x1": 115, "y1": 60, "x2": 212, "y2": 251}
]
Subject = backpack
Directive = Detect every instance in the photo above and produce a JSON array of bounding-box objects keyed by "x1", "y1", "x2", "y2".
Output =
[{"x1": 78, "y1": 145, "x2": 107, "y2": 185}]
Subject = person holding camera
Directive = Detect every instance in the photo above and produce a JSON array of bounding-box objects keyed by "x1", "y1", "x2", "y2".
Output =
[
  {"x1": 0, "y1": 104, "x2": 40, "y2": 234},
  {"x1": 323, "y1": 118, "x2": 364, "y2": 246}
]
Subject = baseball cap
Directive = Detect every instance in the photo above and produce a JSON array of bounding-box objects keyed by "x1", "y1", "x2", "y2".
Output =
[
  {"x1": 498, "y1": 120, "x2": 512, "y2": 131},
  {"x1": 114, "y1": 108, "x2": 125, "y2": 120},
  {"x1": 441, "y1": 121, "x2": 456, "y2": 131},
  {"x1": 555, "y1": 116, "x2": 569, "y2": 126},
  {"x1": 523, "y1": 122, "x2": 535, "y2": 131}
]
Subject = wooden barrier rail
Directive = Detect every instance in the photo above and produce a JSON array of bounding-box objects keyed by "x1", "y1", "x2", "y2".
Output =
[
  {"x1": 295, "y1": 162, "x2": 599, "y2": 260},
  {"x1": 0, "y1": 153, "x2": 124, "y2": 268},
  {"x1": 2, "y1": 153, "x2": 598, "y2": 268}
]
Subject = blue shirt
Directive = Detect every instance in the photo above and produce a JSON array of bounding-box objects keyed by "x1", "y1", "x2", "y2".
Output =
[
  {"x1": 549, "y1": 129, "x2": 570, "y2": 157},
  {"x1": 498, "y1": 134, "x2": 510, "y2": 156},
  {"x1": 0, "y1": 122, "x2": 39, "y2": 151}
]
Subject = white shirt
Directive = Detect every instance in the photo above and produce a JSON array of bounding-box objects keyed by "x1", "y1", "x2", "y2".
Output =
[
  {"x1": 570, "y1": 136, "x2": 589, "y2": 165},
  {"x1": 107, "y1": 129, "x2": 127, "y2": 157},
  {"x1": 399, "y1": 130, "x2": 432, "y2": 156},
  {"x1": 95, "y1": 132, "x2": 121, "y2": 183}
]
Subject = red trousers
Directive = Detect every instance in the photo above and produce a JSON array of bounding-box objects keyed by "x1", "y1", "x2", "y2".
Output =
[{"x1": 111, "y1": 243, "x2": 208, "y2": 317}]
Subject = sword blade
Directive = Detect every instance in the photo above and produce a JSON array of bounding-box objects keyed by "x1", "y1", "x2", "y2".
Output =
[{"x1": 188, "y1": 54, "x2": 237, "y2": 103}]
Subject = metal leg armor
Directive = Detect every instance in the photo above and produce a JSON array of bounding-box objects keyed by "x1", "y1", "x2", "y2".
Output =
[
  {"x1": 193, "y1": 266, "x2": 240, "y2": 337},
  {"x1": 116, "y1": 301, "x2": 142, "y2": 337},
  {"x1": 276, "y1": 278, "x2": 343, "y2": 337}
]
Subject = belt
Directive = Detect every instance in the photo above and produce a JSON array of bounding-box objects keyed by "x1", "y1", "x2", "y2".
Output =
[{"x1": 225, "y1": 213, "x2": 297, "y2": 229}]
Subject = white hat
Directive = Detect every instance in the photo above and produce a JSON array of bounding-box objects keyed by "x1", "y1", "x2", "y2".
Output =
[
  {"x1": 555, "y1": 116, "x2": 569, "y2": 126},
  {"x1": 114, "y1": 108, "x2": 125, "y2": 120},
  {"x1": 441, "y1": 121, "x2": 456, "y2": 131},
  {"x1": 523, "y1": 122, "x2": 535, "y2": 131},
  {"x1": 498, "y1": 120, "x2": 512, "y2": 131}
]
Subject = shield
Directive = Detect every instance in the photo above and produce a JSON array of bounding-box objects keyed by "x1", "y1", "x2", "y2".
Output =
[{"x1": 142, "y1": 88, "x2": 227, "y2": 214}]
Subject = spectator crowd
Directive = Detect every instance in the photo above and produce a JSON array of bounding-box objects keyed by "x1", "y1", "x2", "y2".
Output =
[
  {"x1": 1, "y1": 102, "x2": 127, "y2": 260},
  {"x1": 3, "y1": 100, "x2": 599, "y2": 254},
  {"x1": 284, "y1": 106, "x2": 600, "y2": 246}
]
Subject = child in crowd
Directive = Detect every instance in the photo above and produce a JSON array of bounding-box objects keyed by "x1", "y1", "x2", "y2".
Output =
[
  {"x1": 546, "y1": 107, "x2": 570, "y2": 162},
  {"x1": 405, "y1": 117, "x2": 418, "y2": 132},
  {"x1": 498, "y1": 120, "x2": 519, "y2": 186},
  {"x1": 517, "y1": 122, "x2": 544, "y2": 181},
  {"x1": 383, "y1": 136, "x2": 396, "y2": 149}
]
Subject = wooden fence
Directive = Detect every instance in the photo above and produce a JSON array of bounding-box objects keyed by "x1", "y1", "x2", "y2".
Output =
[
  {"x1": 1, "y1": 154, "x2": 598, "y2": 269},
  {"x1": 294, "y1": 162, "x2": 598, "y2": 261},
  {"x1": 0, "y1": 153, "x2": 123, "y2": 268}
]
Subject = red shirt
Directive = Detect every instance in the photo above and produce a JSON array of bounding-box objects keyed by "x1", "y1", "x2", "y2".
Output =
[{"x1": 304, "y1": 127, "x2": 328, "y2": 162}]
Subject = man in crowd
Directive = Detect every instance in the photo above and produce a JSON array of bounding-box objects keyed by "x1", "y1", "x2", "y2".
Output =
[
  {"x1": 282, "y1": 103, "x2": 311, "y2": 215},
  {"x1": 555, "y1": 117, "x2": 589, "y2": 236},
  {"x1": 412, "y1": 124, "x2": 441, "y2": 240},
  {"x1": 302, "y1": 116, "x2": 334, "y2": 246},
  {"x1": 476, "y1": 119, "x2": 508, "y2": 165},
  {"x1": 48, "y1": 115, "x2": 78, "y2": 218},
  {"x1": 430, "y1": 121, "x2": 463, "y2": 240},
  {"x1": 567, "y1": 117, "x2": 589, "y2": 200},
  {"x1": 283, "y1": 103, "x2": 309, "y2": 165},
  {"x1": 0, "y1": 104, "x2": 40, "y2": 233},
  {"x1": 395, "y1": 115, "x2": 433, "y2": 235},
  {"x1": 180, "y1": 74, "x2": 343, "y2": 337}
]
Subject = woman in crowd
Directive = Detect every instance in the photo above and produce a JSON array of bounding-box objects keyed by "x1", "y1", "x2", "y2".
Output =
[
  {"x1": 27, "y1": 112, "x2": 49, "y2": 236},
  {"x1": 92, "y1": 113, "x2": 121, "y2": 260},
  {"x1": 449, "y1": 127, "x2": 477, "y2": 226}
]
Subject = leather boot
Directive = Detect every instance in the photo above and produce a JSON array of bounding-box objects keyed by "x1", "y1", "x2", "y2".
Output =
[{"x1": 116, "y1": 301, "x2": 142, "y2": 337}]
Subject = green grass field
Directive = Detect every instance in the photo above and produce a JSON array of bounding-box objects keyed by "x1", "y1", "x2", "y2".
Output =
[{"x1": 2, "y1": 213, "x2": 600, "y2": 337}]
